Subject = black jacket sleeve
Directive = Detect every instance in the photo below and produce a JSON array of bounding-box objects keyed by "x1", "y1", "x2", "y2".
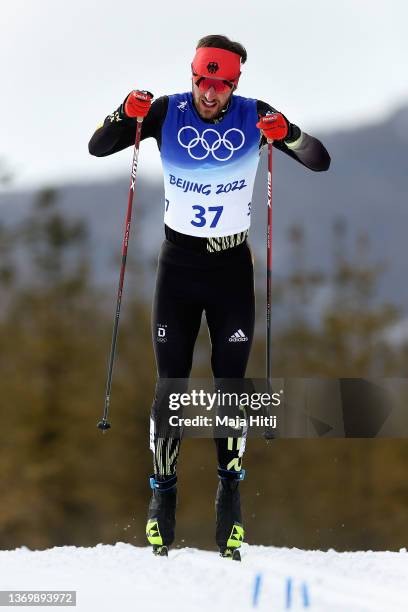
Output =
[
  {"x1": 88, "y1": 96, "x2": 169, "y2": 157},
  {"x1": 256, "y1": 100, "x2": 331, "y2": 172}
]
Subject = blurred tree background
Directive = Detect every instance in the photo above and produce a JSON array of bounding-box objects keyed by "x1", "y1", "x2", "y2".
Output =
[{"x1": 1, "y1": 185, "x2": 408, "y2": 553}]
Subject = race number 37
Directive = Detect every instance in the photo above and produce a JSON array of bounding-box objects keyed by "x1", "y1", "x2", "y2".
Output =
[{"x1": 191, "y1": 205, "x2": 223, "y2": 228}]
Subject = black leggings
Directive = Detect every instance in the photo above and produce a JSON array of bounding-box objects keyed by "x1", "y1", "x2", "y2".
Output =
[{"x1": 150, "y1": 239, "x2": 255, "y2": 476}]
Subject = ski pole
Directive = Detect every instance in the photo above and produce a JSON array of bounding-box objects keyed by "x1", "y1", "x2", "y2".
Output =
[
  {"x1": 97, "y1": 95, "x2": 152, "y2": 431},
  {"x1": 264, "y1": 138, "x2": 275, "y2": 440},
  {"x1": 266, "y1": 138, "x2": 273, "y2": 385}
]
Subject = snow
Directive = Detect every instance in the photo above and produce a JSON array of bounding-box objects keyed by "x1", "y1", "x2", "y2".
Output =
[{"x1": 0, "y1": 543, "x2": 408, "y2": 611}]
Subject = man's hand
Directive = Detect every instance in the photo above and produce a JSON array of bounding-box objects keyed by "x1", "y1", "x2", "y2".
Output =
[
  {"x1": 256, "y1": 112, "x2": 288, "y2": 141},
  {"x1": 124, "y1": 90, "x2": 154, "y2": 119}
]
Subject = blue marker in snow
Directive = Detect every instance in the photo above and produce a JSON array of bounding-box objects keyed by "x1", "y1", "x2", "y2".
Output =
[
  {"x1": 252, "y1": 573, "x2": 262, "y2": 607},
  {"x1": 286, "y1": 577, "x2": 293, "y2": 609},
  {"x1": 302, "y1": 582, "x2": 310, "y2": 607}
]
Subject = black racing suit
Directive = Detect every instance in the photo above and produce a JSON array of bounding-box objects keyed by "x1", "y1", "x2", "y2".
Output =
[{"x1": 89, "y1": 93, "x2": 330, "y2": 549}]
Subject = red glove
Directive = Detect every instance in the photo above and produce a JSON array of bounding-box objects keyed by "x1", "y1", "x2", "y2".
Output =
[
  {"x1": 124, "y1": 90, "x2": 153, "y2": 119},
  {"x1": 256, "y1": 112, "x2": 288, "y2": 141}
]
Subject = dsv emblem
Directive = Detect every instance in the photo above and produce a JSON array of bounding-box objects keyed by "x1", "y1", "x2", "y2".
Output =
[
  {"x1": 178, "y1": 126, "x2": 245, "y2": 162},
  {"x1": 207, "y1": 62, "x2": 219, "y2": 74}
]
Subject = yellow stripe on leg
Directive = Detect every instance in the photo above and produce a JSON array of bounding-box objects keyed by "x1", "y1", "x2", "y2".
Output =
[
  {"x1": 146, "y1": 519, "x2": 163, "y2": 546},
  {"x1": 226, "y1": 523, "x2": 244, "y2": 548}
]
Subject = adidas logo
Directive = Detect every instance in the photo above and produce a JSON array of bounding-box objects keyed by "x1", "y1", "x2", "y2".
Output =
[{"x1": 229, "y1": 329, "x2": 248, "y2": 342}]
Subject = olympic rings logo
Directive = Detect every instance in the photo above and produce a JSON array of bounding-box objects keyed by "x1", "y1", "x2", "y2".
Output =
[{"x1": 177, "y1": 126, "x2": 245, "y2": 161}]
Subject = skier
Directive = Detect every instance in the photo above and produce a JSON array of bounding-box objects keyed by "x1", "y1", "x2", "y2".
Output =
[{"x1": 89, "y1": 34, "x2": 330, "y2": 560}]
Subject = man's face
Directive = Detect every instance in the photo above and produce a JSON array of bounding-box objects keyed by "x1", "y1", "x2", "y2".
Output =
[{"x1": 192, "y1": 78, "x2": 235, "y2": 120}]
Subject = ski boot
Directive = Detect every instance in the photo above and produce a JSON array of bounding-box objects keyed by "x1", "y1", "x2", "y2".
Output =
[
  {"x1": 215, "y1": 468, "x2": 245, "y2": 561},
  {"x1": 220, "y1": 546, "x2": 242, "y2": 561},
  {"x1": 146, "y1": 474, "x2": 177, "y2": 557}
]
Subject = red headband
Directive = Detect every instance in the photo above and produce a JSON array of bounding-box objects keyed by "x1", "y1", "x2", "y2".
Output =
[{"x1": 192, "y1": 47, "x2": 241, "y2": 84}]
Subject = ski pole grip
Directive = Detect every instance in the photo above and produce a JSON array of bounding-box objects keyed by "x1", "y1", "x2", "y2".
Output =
[{"x1": 134, "y1": 90, "x2": 154, "y2": 122}]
